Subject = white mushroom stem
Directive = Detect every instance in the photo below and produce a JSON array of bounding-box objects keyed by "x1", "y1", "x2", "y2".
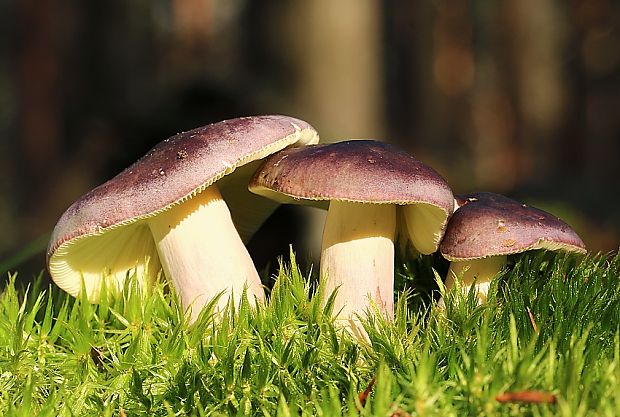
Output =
[
  {"x1": 442, "y1": 255, "x2": 507, "y2": 305},
  {"x1": 148, "y1": 185, "x2": 264, "y2": 322},
  {"x1": 320, "y1": 201, "x2": 396, "y2": 327}
]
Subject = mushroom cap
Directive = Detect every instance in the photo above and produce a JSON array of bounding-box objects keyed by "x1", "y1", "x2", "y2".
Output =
[
  {"x1": 249, "y1": 140, "x2": 454, "y2": 212},
  {"x1": 440, "y1": 192, "x2": 587, "y2": 261},
  {"x1": 48, "y1": 115, "x2": 319, "y2": 298}
]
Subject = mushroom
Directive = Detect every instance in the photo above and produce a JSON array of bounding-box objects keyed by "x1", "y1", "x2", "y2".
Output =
[
  {"x1": 47, "y1": 115, "x2": 319, "y2": 321},
  {"x1": 249, "y1": 140, "x2": 454, "y2": 328},
  {"x1": 439, "y1": 192, "x2": 587, "y2": 304}
]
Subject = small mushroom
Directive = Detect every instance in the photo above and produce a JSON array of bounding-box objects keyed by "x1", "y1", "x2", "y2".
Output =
[
  {"x1": 47, "y1": 115, "x2": 319, "y2": 321},
  {"x1": 439, "y1": 192, "x2": 587, "y2": 304},
  {"x1": 249, "y1": 140, "x2": 453, "y2": 328}
]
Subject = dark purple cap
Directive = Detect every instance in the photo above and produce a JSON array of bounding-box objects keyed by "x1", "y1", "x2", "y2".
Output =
[
  {"x1": 249, "y1": 140, "x2": 454, "y2": 213},
  {"x1": 440, "y1": 192, "x2": 587, "y2": 261}
]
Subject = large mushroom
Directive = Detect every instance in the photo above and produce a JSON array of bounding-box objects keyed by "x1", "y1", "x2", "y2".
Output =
[
  {"x1": 440, "y1": 192, "x2": 587, "y2": 304},
  {"x1": 249, "y1": 140, "x2": 454, "y2": 327},
  {"x1": 47, "y1": 115, "x2": 319, "y2": 321}
]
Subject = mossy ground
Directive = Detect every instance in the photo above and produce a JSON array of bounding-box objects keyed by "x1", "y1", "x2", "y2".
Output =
[{"x1": 0, "y1": 250, "x2": 619, "y2": 416}]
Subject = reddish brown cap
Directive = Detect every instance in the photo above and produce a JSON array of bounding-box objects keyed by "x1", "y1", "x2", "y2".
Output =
[
  {"x1": 249, "y1": 140, "x2": 454, "y2": 212},
  {"x1": 47, "y1": 115, "x2": 319, "y2": 298},
  {"x1": 440, "y1": 192, "x2": 587, "y2": 261}
]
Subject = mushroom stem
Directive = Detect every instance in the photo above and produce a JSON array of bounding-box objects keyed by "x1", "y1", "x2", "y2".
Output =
[
  {"x1": 148, "y1": 185, "x2": 264, "y2": 322},
  {"x1": 442, "y1": 255, "x2": 507, "y2": 304},
  {"x1": 320, "y1": 201, "x2": 396, "y2": 326}
]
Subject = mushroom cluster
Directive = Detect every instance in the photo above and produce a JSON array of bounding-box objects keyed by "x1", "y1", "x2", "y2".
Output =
[{"x1": 47, "y1": 114, "x2": 587, "y2": 328}]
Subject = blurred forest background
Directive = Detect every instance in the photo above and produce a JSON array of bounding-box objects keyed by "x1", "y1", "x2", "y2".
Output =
[{"x1": 1, "y1": 0, "x2": 619, "y2": 281}]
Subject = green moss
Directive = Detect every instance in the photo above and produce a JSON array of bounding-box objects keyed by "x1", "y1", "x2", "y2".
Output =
[{"x1": 0, "y1": 250, "x2": 619, "y2": 416}]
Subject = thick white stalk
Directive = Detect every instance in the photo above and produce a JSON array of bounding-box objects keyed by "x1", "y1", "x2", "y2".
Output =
[
  {"x1": 442, "y1": 255, "x2": 507, "y2": 304},
  {"x1": 320, "y1": 201, "x2": 396, "y2": 326},
  {"x1": 148, "y1": 185, "x2": 264, "y2": 322}
]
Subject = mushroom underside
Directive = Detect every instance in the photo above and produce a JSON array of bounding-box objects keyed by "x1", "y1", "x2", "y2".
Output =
[
  {"x1": 401, "y1": 203, "x2": 449, "y2": 255},
  {"x1": 48, "y1": 221, "x2": 161, "y2": 300}
]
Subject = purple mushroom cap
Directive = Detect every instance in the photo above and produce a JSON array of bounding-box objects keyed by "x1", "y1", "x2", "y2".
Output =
[
  {"x1": 249, "y1": 140, "x2": 454, "y2": 213},
  {"x1": 440, "y1": 192, "x2": 587, "y2": 261}
]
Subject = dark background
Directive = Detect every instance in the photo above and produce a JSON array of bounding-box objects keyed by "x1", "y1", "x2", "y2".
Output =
[{"x1": 1, "y1": 0, "x2": 619, "y2": 281}]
